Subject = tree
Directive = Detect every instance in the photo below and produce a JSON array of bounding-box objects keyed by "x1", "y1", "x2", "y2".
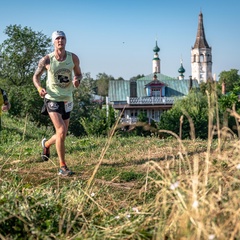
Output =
[
  {"x1": 158, "y1": 90, "x2": 209, "y2": 139},
  {"x1": 0, "y1": 25, "x2": 51, "y2": 125},
  {"x1": 218, "y1": 69, "x2": 240, "y2": 93},
  {"x1": 68, "y1": 72, "x2": 118, "y2": 137},
  {"x1": 219, "y1": 86, "x2": 240, "y2": 110},
  {"x1": 130, "y1": 74, "x2": 145, "y2": 81},
  {"x1": 80, "y1": 105, "x2": 116, "y2": 137},
  {"x1": 0, "y1": 24, "x2": 51, "y2": 86},
  {"x1": 199, "y1": 81, "x2": 221, "y2": 97},
  {"x1": 218, "y1": 85, "x2": 240, "y2": 135},
  {"x1": 68, "y1": 73, "x2": 96, "y2": 136},
  {"x1": 95, "y1": 73, "x2": 114, "y2": 97}
]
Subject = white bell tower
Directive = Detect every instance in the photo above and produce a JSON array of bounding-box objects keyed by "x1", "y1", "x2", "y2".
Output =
[{"x1": 191, "y1": 12, "x2": 212, "y2": 83}]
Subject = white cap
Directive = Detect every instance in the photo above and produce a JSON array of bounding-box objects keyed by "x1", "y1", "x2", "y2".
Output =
[{"x1": 51, "y1": 31, "x2": 66, "y2": 44}]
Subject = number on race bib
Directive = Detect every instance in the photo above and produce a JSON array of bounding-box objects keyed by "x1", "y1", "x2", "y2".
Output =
[{"x1": 64, "y1": 101, "x2": 73, "y2": 112}]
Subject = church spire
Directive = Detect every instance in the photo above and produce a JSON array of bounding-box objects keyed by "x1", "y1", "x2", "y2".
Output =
[{"x1": 193, "y1": 11, "x2": 209, "y2": 48}]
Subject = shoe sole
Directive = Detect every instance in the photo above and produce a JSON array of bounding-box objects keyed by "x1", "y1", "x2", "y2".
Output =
[
  {"x1": 41, "y1": 154, "x2": 49, "y2": 161},
  {"x1": 41, "y1": 138, "x2": 50, "y2": 161},
  {"x1": 58, "y1": 171, "x2": 74, "y2": 177}
]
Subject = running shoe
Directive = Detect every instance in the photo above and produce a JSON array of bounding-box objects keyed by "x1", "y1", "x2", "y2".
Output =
[
  {"x1": 58, "y1": 166, "x2": 74, "y2": 177},
  {"x1": 41, "y1": 138, "x2": 50, "y2": 161}
]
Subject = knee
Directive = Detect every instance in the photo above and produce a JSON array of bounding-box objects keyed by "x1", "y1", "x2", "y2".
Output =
[{"x1": 56, "y1": 126, "x2": 67, "y2": 140}]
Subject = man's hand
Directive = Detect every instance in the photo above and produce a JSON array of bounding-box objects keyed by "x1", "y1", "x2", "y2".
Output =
[
  {"x1": 38, "y1": 87, "x2": 47, "y2": 98},
  {"x1": 72, "y1": 76, "x2": 81, "y2": 88},
  {"x1": 2, "y1": 102, "x2": 11, "y2": 111}
]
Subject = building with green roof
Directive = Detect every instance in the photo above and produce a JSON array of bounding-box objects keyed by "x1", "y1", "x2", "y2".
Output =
[
  {"x1": 108, "y1": 12, "x2": 212, "y2": 124},
  {"x1": 108, "y1": 72, "x2": 198, "y2": 124}
]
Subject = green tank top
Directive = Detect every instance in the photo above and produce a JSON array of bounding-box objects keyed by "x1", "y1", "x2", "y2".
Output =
[{"x1": 45, "y1": 51, "x2": 75, "y2": 102}]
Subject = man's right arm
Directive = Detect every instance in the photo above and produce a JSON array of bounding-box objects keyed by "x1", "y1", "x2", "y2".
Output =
[{"x1": 33, "y1": 56, "x2": 49, "y2": 98}]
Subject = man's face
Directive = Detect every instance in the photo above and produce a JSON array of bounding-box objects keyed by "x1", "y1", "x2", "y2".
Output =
[{"x1": 54, "y1": 36, "x2": 66, "y2": 50}]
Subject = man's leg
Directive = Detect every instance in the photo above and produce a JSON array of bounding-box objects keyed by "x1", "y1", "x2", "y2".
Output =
[{"x1": 47, "y1": 112, "x2": 70, "y2": 167}]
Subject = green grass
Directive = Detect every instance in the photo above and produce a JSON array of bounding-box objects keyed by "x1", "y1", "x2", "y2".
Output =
[{"x1": 1, "y1": 113, "x2": 240, "y2": 239}]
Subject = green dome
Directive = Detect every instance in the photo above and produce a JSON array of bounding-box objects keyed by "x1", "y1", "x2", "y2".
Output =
[
  {"x1": 178, "y1": 63, "x2": 185, "y2": 74},
  {"x1": 153, "y1": 41, "x2": 160, "y2": 53}
]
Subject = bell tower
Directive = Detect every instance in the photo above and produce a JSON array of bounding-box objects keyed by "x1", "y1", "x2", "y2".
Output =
[{"x1": 191, "y1": 12, "x2": 212, "y2": 83}]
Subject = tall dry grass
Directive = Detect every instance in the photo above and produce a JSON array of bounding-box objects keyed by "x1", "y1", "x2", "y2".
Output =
[{"x1": 0, "y1": 88, "x2": 240, "y2": 239}]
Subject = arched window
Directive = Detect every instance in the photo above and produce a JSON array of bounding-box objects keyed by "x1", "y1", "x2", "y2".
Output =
[{"x1": 200, "y1": 54, "x2": 204, "y2": 62}]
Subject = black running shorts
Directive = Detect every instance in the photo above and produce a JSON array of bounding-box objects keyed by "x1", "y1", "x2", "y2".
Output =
[{"x1": 41, "y1": 99, "x2": 72, "y2": 120}]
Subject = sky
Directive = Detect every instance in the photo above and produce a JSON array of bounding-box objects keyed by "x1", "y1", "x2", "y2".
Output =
[{"x1": 0, "y1": 0, "x2": 240, "y2": 81}]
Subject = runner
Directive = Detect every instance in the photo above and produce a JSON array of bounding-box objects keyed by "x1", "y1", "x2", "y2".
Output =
[{"x1": 33, "y1": 31, "x2": 82, "y2": 176}]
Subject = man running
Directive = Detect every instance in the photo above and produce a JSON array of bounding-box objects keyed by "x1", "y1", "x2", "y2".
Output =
[{"x1": 33, "y1": 31, "x2": 82, "y2": 176}]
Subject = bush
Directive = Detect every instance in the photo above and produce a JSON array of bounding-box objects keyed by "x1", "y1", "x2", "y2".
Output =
[
  {"x1": 80, "y1": 105, "x2": 116, "y2": 137},
  {"x1": 8, "y1": 84, "x2": 51, "y2": 127},
  {"x1": 158, "y1": 90, "x2": 210, "y2": 139}
]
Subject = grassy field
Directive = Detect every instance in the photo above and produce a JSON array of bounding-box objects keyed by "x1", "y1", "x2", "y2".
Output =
[{"x1": 0, "y1": 113, "x2": 240, "y2": 240}]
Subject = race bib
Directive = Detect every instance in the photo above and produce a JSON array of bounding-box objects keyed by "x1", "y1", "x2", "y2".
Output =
[{"x1": 64, "y1": 101, "x2": 73, "y2": 112}]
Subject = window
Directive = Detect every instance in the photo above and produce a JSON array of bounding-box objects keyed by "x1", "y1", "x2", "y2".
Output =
[
  {"x1": 149, "y1": 110, "x2": 160, "y2": 121},
  {"x1": 130, "y1": 81, "x2": 137, "y2": 97},
  {"x1": 130, "y1": 110, "x2": 137, "y2": 117},
  {"x1": 151, "y1": 88, "x2": 161, "y2": 97},
  {"x1": 193, "y1": 54, "x2": 196, "y2": 62}
]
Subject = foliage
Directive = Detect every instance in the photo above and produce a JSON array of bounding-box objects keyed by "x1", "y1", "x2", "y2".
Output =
[
  {"x1": 68, "y1": 73, "x2": 96, "y2": 136},
  {"x1": 218, "y1": 85, "x2": 240, "y2": 135},
  {"x1": 8, "y1": 84, "x2": 51, "y2": 126},
  {"x1": 137, "y1": 110, "x2": 148, "y2": 123},
  {"x1": 0, "y1": 179, "x2": 64, "y2": 239},
  {"x1": 0, "y1": 24, "x2": 51, "y2": 126},
  {"x1": 130, "y1": 74, "x2": 145, "y2": 81},
  {"x1": 68, "y1": 72, "x2": 117, "y2": 137},
  {"x1": 200, "y1": 80, "x2": 240, "y2": 136},
  {"x1": 158, "y1": 90, "x2": 209, "y2": 139},
  {"x1": 119, "y1": 170, "x2": 143, "y2": 182},
  {"x1": 199, "y1": 81, "x2": 221, "y2": 97},
  {"x1": 133, "y1": 111, "x2": 154, "y2": 137},
  {"x1": 217, "y1": 69, "x2": 240, "y2": 93},
  {"x1": 1, "y1": 114, "x2": 240, "y2": 239},
  {"x1": 95, "y1": 72, "x2": 114, "y2": 97},
  {"x1": 95, "y1": 166, "x2": 143, "y2": 182},
  {"x1": 0, "y1": 24, "x2": 51, "y2": 86},
  {"x1": 218, "y1": 85, "x2": 240, "y2": 110},
  {"x1": 80, "y1": 105, "x2": 116, "y2": 137},
  {"x1": 116, "y1": 111, "x2": 156, "y2": 137}
]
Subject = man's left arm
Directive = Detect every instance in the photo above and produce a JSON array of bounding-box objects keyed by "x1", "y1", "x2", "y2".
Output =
[{"x1": 72, "y1": 53, "x2": 83, "y2": 88}]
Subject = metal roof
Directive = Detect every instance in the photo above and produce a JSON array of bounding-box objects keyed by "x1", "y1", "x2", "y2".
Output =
[
  {"x1": 108, "y1": 80, "x2": 130, "y2": 101},
  {"x1": 108, "y1": 73, "x2": 199, "y2": 101}
]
